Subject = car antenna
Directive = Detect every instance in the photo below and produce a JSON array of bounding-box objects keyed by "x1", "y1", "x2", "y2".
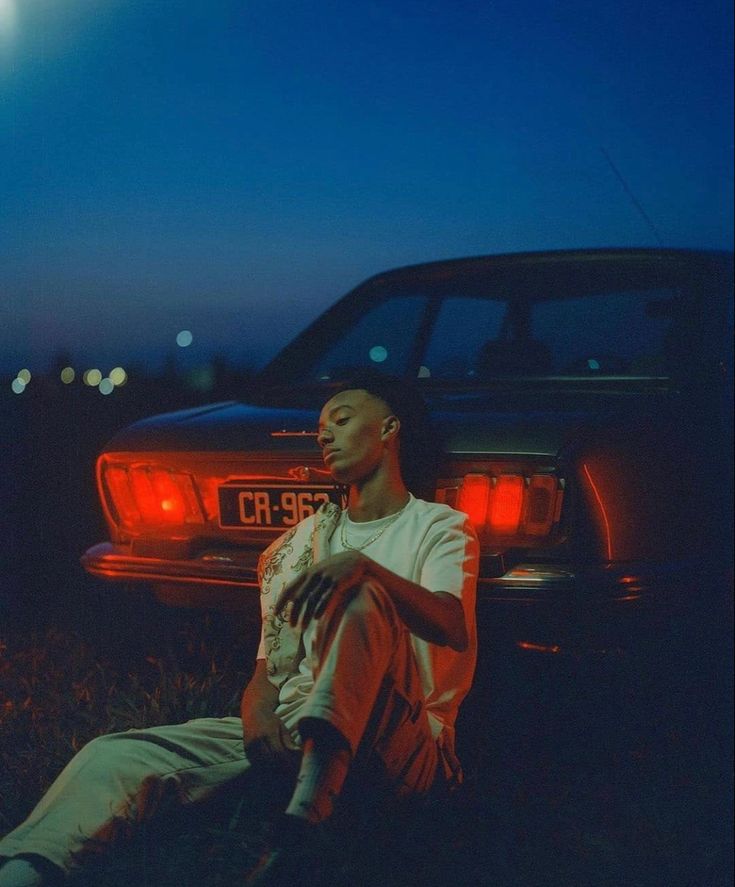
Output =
[{"x1": 600, "y1": 146, "x2": 663, "y2": 246}]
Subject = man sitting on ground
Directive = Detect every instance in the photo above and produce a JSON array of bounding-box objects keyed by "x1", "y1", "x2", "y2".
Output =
[{"x1": 0, "y1": 375, "x2": 478, "y2": 886}]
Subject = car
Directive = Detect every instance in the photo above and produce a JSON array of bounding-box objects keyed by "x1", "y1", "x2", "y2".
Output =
[{"x1": 81, "y1": 248, "x2": 733, "y2": 664}]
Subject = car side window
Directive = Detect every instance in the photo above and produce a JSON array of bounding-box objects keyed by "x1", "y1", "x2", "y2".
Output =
[
  {"x1": 421, "y1": 297, "x2": 506, "y2": 379},
  {"x1": 533, "y1": 290, "x2": 678, "y2": 375},
  {"x1": 420, "y1": 290, "x2": 684, "y2": 379},
  {"x1": 309, "y1": 295, "x2": 428, "y2": 380}
]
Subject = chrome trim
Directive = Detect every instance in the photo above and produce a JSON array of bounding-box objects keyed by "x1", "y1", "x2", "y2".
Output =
[
  {"x1": 497, "y1": 565, "x2": 575, "y2": 583},
  {"x1": 81, "y1": 542, "x2": 260, "y2": 587}
]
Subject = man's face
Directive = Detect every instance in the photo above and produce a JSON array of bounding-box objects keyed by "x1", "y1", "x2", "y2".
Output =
[{"x1": 316, "y1": 389, "x2": 396, "y2": 484}]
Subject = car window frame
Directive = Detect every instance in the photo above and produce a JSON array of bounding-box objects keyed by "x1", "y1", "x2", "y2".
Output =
[{"x1": 258, "y1": 251, "x2": 733, "y2": 392}]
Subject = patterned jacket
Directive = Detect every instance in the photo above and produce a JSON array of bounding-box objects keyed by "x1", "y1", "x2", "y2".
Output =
[{"x1": 257, "y1": 502, "x2": 342, "y2": 688}]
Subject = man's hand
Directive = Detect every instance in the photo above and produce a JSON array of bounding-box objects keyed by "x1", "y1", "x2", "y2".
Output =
[
  {"x1": 241, "y1": 659, "x2": 299, "y2": 768},
  {"x1": 275, "y1": 550, "x2": 370, "y2": 629},
  {"x1": 243, "y1": 711, "x2": 300, "y2": 768}
]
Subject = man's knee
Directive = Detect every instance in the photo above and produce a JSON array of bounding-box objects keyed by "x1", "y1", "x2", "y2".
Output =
[
  {"x1": 68, "y1": 731, "x2": 150, "y2": 788},
  {"x1": 65, "y1": 732, "x2": 181, "y2": 821},
  {"x1": 313, "y1": 580, "x2": 402, "y2": 643},
  {"x1": 312, "y1": 580, "x2": 405, "y2": 668},
  {"x1": 344, "y1": 579, "x2": 398, "y2": 623},
  {"x1": 71, "y1": 732, "x2": 121, "y2": 770}
]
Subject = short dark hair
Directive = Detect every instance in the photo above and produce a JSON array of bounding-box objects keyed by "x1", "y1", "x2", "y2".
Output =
[{"x1": 332, "y1": 371, "x2": 439, "y2": 498}]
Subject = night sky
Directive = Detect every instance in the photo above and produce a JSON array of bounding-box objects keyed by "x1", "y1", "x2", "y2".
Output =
[{"x1": 1, "y1": 0, "x2": 732, "y2": 375}]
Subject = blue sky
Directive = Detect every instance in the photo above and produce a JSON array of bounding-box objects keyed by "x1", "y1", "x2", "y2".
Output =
[{"x1": 1, "y1": 0, "x2": 732, "y2": 374}]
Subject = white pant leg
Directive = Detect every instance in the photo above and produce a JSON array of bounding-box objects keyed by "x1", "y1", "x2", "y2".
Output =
[
  {"x1": 0, "y1": 716, "x2": 250, "y2": 873},
  {"x1": 298, "y1": 580, "x2": 439, "y2": 797}
]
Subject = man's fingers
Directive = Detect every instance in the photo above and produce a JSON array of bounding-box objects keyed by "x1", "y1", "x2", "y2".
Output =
[
  {"x1": 278, "y1": 560, "x2": 365, "y2": 624},
  {"x1": 278, "y1": 722, "x2": 300, "y2": 752},
  {"x1": 313, "y1": 580, "x2": 358, "y2": 619},
  {"x1": 274, "y1": 587, "x2": 295, "y2": 617},
  {"x1": 311, "y1": 580, "x2": 341, "y2": 619},
  {"x1": 300, "y1": 575, "x2": 333, "y2": 627},
  {"x1": 312, "y1": 592, "x2": 330, "y2": 620},
  {"x1": 289, "y1": 572, "x2": 329, "y2": 625},
  {"x1": 245, "y1": 730, "x2": 298, "y2": 767},
  {"x1": 275, "y1": 573, "x2": 309, "y2": 615}
]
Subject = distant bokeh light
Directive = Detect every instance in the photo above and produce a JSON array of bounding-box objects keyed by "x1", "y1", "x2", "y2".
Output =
[
  {"x1": 60, "y1": 367, "x2": 76, "y2": 384},
  {"x1": 83, "y1": 369, "x2": 102, "y2": 387},
  {"x1": 176, "y1": 330, "x2": 193, "y2": 347},
  {"x1": 369, "y1": 345, "x2": 388, "y2": 363},
  {"x1": 109, "y1": 366, "x2": 128, "y2": 386},
  {"x1": 17, "y1": 368, "x2": 31, "y2": 383},
  {"x1": 98, "y1": 378, "x2": 114, "y2": 395},
  {"x1": 11, "y1": 378, "x2": 25, "y2": 394}
]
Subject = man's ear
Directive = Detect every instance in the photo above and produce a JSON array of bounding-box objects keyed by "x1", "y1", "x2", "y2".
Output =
[{"x1": 381, "y1": 415, "x2": 400, "y2": 442}]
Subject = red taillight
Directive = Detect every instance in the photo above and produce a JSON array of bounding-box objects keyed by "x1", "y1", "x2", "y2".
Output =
[
  {"x1": 456, "y1": 474, "x2": 491, "y2": 527},
  {"x1": 104, "y1": 466, "x2": 140, "y2": 526},
  {"x1": 455, "y1": 472, "x2": 561, "y2": 539},
  {"x1": 128, "y1": 469, "x2": 159, "y2": 524},
  {"x1": 102, "y1": 463, "x2": 204, "y2": 529},
  {"x1": 489, "y1": 475, "x2": 524, "y2": 534}
]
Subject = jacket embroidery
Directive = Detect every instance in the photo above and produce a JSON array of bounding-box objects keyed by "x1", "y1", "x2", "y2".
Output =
[{"x1": 258, "y1": 502, "x2": 341, "y2": 686}]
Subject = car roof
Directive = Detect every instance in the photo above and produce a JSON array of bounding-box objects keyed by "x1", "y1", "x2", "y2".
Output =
[{"x1": 351, "y1": 247, "x2": 733, "y2": 300}]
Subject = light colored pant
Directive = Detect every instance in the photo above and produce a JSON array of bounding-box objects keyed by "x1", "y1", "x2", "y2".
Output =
[{"x1": 0, "y1": 581, "x2": 441, "y2": 873}]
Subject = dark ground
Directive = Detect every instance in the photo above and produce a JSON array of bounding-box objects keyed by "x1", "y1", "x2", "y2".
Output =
[
  {"x1": 0, "y1": 376, "x2": 733, "y2": 886},
  {"x1": 2, "y1": 582, "x2": 731, "y2": 887}
]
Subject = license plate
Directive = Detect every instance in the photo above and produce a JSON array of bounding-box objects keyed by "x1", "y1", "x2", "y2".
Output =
[{"x1": 218, "y1": 483, "x2": 342, "y2": 529}]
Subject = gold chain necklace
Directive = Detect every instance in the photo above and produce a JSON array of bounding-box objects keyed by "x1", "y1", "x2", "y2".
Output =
[{"x1": 339, "y1": 498, "x2": 411, "y2": 552}]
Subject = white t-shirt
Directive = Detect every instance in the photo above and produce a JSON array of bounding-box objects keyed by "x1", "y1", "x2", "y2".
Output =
[{"x1": 271, "y1": 495, "x2": 478, "y2": 746}]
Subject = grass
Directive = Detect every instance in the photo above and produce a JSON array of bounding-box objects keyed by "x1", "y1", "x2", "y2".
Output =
[
  {"x1": 1, "y1": 583, "x2": 732, "y2": 886},
  {"x1": 0, "y1": 595, "x2": 254, "y2": 824}
]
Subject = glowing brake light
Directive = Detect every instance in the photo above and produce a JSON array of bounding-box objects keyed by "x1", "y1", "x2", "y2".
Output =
[
  {"x1": 489, "y1": 475, "x2": 524, "y2": 535},
  {"x1": 104, "y1": 466, "x2": 140, "y2": 526},
  {"x1": 102, "y1": 463, "x2": 204, "y2": 529},
  {"x1": 456, "y1": 472, "x2": 561, "y2": 538},
  {"x1": 456, "y1": 474, "x2": 491, "y2": 527}
]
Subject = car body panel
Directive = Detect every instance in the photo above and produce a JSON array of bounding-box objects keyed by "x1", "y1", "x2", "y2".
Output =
[{"x1": 82, "y1": 248, "x2": 734, "y2": 657}]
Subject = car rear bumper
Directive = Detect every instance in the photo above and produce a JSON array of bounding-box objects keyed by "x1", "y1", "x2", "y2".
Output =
[
  {"x1": 81, "y1": 542, "x2": 261, "y2": 588},
  {"x1": 82, "y1": 542, "x2": 729, "y2": 658}
]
